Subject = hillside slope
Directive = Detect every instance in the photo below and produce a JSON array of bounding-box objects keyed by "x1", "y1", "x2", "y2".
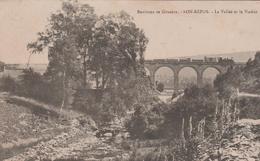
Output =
[
  {"x1": 0, "y1": 92, "x2": 130, "y2": 161},
  {"x1": 221, "y1": 119, "x2": 260, "y2": 161}
]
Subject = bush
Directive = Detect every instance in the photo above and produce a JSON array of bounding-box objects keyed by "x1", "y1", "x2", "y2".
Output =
[
  {"x1": 73, "y1": 88, "x2": 129, "y2": 125},
  {"x1": 0, "y1": 69, "x2": 63, "y2": 105},
  {"x1": 72, "y1": 73, "x2": 154, "y2": 125},
  {"x1": 125, "y1": 102, "x2": 167, "y2": 139},
  {"x1": 18, "y1": 68, "x2": 46, "y2": 97},
  {"x1": 2, "y1": 68, "x2": 63, "y2": 105},
  {"x1": 125, "y1": 109, "x2": 148, "y2": 139},
  {"x1": 0, "y1": 75, "x2": 17, "y2": 93},
  {"x1": 128, "y1": 138, "x2": 203, "y2": 161},
  {"x1": 72, "y1": 88, "x2": 100, "y2": 114},
  {"x1": 156, "y1": 82, "x2": 164, "y2": 92},
  {"x1": 162, "y1": 85, "x2": 219, "y2": 139},
  {"x1": 128, "y1": 147, "x2": 174, "y2": 161},
  {"x1": 239, "y1": 97, "x2": 260, "y2": 119},
  {"x1": 173, "y1": 137, "x2": 202, "y2": 161}
]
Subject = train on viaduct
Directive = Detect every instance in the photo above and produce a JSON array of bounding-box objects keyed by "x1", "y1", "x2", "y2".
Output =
[{"x1": 144, "y1": 57, "x2": 245, "y2": 90}]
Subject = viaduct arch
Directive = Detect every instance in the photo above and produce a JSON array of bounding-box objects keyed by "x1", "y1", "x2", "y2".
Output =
[{"x1": 145, "y1": 59, "x2": 244, "y2": 90}]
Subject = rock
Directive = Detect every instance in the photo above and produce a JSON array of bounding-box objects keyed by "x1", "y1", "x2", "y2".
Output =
[
  {"x1": 103, "y1": 133, "x2": 113, "y2": 137},
  {"x1": 222, "y1": 120, "x2": 260, "y2": 161},
  {"x1": 201, "y1": 119, "x2": 260, "y2": 161}
]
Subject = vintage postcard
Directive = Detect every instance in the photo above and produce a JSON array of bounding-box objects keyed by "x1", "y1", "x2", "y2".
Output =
[{"x1": 0, "y1": 0, "x2": 259, "y2": 161}]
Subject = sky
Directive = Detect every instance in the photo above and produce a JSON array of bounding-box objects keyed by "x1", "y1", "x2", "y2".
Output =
[{"x1": 0, "y1": 0, "x2": 260, "y2": 64}]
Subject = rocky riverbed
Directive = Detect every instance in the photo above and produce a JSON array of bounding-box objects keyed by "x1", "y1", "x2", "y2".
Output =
[
  {"x1": 1, "y1": 91, "x2": 259, "y2": 161},
  {"x1": 0, "y1": 93, "x2": 131, "y2": 161},
  {"x1": 220, "y1": 119, "x2": 260, "y2": 161}
]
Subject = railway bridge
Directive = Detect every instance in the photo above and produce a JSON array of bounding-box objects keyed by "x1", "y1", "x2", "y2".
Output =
[{"x1": 144, "y1": 58, "x2": 245, "y2": 90}]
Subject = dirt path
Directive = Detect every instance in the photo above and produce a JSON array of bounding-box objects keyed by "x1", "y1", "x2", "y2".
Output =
[
  {"x1": 0, "y1": 92, "x2": 72, "y2": 160},
  {"x1": 5, "y1": 123, "x2": 128, "y2": 161},
  {"x1": 0, "y1": 92, "x2": 130, "y2": 161},
  {"x1": 238, "y1": 91, "x2": 260, "y2": 98}
]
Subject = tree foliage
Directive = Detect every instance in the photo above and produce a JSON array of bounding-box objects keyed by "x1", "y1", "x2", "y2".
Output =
[
  {"x1": 27, "y1": 1, "x2": 98, "y2": 109},
  {"x1": 28, "y1": 1, "x2": 96, "y2": 81},
  {"x1": 126, "y1": 101, "x2": 167, "y2": 139},
  {"x1": 163, "y1": 85, "x2": 218, "y2": 138},
  {"x1": 27, "y1": 1, "x2": 150, "y2": 115},
  {"x1": 214, "y1": 51, "x2": 260, "y2": 96},
  {"x1": 214, "y1": 66, "x2": 244, "y2": 99},
  {"x1": 88, "y1": 11, "x2": 148, "y2": 89}
]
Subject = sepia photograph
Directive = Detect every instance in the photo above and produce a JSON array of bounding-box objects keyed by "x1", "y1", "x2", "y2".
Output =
[{"x1": 0, "y1": 0, "x2": 260, "y2": 160}]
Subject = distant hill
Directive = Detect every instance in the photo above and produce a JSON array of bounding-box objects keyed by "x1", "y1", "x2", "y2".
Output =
[
  {"x1": 177, "y1": 51, "x2": 257, "y2": 63},
  {"x1": 1, "y1": 51, "x2": 258, "y2": 79},
  {"x1": 5, "y1": 64, "x2": 47, "y2": 74}
]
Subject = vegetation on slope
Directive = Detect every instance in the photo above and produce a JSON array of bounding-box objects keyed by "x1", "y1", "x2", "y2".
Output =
[{"x1": 0, "y1": 1, "x2": 260, "y2": 160}]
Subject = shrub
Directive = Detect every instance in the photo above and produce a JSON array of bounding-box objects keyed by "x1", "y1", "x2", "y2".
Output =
[
  {"x1": 128, "y1": 138, "x2": 203, "y2": 161},
  {"x1": 73, "y1": 88, "x2": 129, "y2": 125},
  {"x1": 5, "y1": 68, "x2": 63, "y2": 105},
  {"x1": 0, "y1": 75, "x2": 17, "y2": 93},
  {"x1": 162, "y1": 85, "x2": 219, "y2": 139},
  {"x1": 125, "y1": 109, "x2": 148, "y2": 139},
  {"x1": 72, "y1": 72, "x2": 154, "y2": 125},
  {"x1": 172, "y1": 137, "x2": 202, "y2": 161},
  {"x1": 239, "y1": 97, "x2": 260, "y2": 119},
  {"x1": 128, "y1": 147, "x2": 174, "y2": 161},
  {"x1": 156, "y1": 82, "x2": 164, "y2": 92},
  {"x1": 125, "y1": 102, "x2": 167, "y2": 139},
  {"x1": 18, "y1": 68, "x2": 45, "y2": 97}
]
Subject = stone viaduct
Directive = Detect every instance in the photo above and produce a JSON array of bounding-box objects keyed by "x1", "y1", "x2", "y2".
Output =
[{"x1": 144, "y1": 58, "x2": 245, "y2": 90}]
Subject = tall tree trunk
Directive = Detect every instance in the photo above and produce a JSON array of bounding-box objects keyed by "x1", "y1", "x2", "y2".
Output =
[
  {"x1": 198, "y1": 117, "x2": 205, "y2": 139},
  {"x1": 202, "y1": 117, "x2": 205, "y2": 139},
  {"x1": 60, "y1": 70, "x2": 66, "y2": 112},
  {"x1": 222, "y1": 100, "x2": 225, "y2": 124},
  {"x1": 181, "y1": 117, "x2": 186, "y2": 142},
  {"x1": 189, "y1": 116, "x2": 193, "y2": 138},
  {"x1": 83, "y1": 54, "x2": 87, "y2": 88},
  {"x1": 214, "y1": 102, "x2": 219, "y2": 138},
  {"x1": 101, "y1": 71, "x2": 105, "y2": 89},
  {"x1": 26, "y1": 53, "x2": 33, "y2": 68},
  {"x1": 233, "y1": 100, "x2": 239, "y2": 122},
  {"x1": 95, "y1": 72, "x2": 99, "y2": 89},
  {"x1": 216, "y1": 99, "x2": 219, "y2": 116},
  {"x1": 220, "y1": 100, "x2": 225, "y2": 135}
]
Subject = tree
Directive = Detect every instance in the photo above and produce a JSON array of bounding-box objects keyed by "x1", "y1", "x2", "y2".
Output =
[
  {"x1": 27, "y1": 1, "x2": 150, "y2": 122},
  {"x1": 214, "y1": 66, "x2": 244, "y2": 99},
  {"x1": 27, "y1": 1, "x2": 97, "y2": 110},
  {"x1": 88, "y1": 11, "x2": 148, "y2": 90},
  {"x1": 163, "y1": 85, "x2": 219, "y2": 140},
  {"x1": 81, "y1": 11, "x2": 150, "y2": 122}
]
